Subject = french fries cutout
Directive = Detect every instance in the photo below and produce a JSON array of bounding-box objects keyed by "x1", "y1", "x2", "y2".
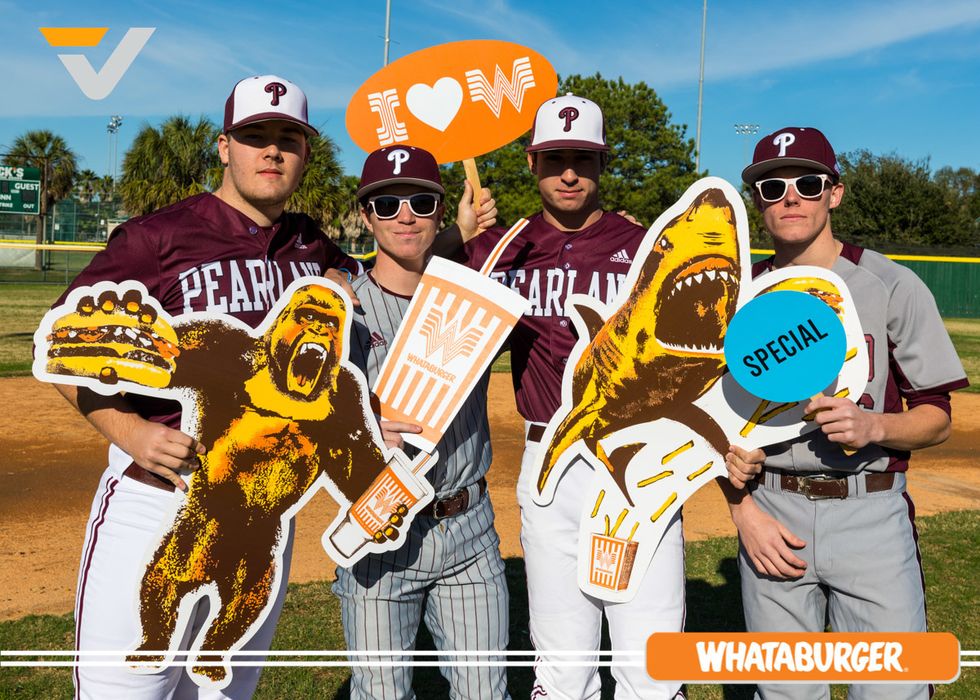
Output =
[
  {"x1": 33, "y1": 277, "x2": 435, "y2": 690},
  {"x1": 526, "y1": 177, "x2": 868, "y2": 602}
]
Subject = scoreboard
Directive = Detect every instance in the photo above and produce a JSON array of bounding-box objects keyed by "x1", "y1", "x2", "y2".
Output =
[{"x1": 0, "y1": 166, "x2": 41, "y2": 215}]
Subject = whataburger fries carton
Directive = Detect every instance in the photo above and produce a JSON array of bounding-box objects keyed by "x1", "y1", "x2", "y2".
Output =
[
  {"x1": 589, "y1": 534, "x2": 639, "y2": 592},
  {"x1": 373, "y1": 230, "x2": 530, "y2": 453}
]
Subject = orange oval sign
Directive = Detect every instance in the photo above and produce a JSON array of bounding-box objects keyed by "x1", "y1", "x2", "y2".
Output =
[{"x1": 346, "y1": 40, "x2": 558, "y2": 164}]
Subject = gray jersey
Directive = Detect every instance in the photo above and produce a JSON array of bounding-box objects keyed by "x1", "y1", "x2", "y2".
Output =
[
  {"x1": 348, "y1": 272, "x2": 493, "y2": 496},
  {"x1": 755, "y1": 242, "x2": 969, "y2": 474}
]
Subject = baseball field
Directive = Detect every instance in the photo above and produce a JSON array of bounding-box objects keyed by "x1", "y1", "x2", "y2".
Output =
[{"x1": 1, "y1": 284, "x2": 978, "y2": 698}]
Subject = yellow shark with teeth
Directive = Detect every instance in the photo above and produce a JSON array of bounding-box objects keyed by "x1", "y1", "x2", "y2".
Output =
[{"x1": 537, "y1": 188, "x2": 743, "y2": 505}]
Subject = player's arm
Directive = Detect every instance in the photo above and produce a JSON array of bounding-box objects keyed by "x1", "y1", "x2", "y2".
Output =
[
  {"x1": 432, "y1": 181, "x2": 497, "y2": 257},
  {"x1": 52, "y1": 383, "x2": 205, "y2": 492},
  {"x1": 717, "y1": 476, "x2": 808, "y2": 579},
  {"x1": 806, "y1": 396, "x2": 951, "y2": 451}
]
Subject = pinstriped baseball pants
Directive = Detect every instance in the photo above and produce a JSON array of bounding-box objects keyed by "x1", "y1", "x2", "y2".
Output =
[{"x1": 333, "y1": 493, "x2": 510, "y2": 699}]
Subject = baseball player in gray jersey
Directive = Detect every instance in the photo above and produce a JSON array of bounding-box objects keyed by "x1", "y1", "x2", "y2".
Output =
[
  {"x1": 332, "y1": 146, "x2": 509, "y2": 699},
  {"x1": 724, "y1": 127, "x2": 969, "y2": 700}
]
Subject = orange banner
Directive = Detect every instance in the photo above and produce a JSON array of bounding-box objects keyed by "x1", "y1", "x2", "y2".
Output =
[
  {"x1": 346, "y1": 40, "x2": 557, "y2": 163},
  {"x1": 647, "y1": 633, "x2": 960, "y2": 683}
]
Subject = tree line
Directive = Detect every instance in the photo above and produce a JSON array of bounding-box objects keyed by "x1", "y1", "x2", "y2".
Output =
[{"x1": 3, "y1": 74, "x2": 978, "y2": 254}]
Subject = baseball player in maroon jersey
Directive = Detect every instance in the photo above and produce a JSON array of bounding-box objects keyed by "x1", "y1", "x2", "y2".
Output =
[
  {"x1": 724, "y1": 127, "x2": 969, "y2": 700},
  {"x1": 51, "y1": 75, "x2": 363, "y2": 699},
  {"x1": 455, "y1": 95, "x2": 686, "y2": 700}
]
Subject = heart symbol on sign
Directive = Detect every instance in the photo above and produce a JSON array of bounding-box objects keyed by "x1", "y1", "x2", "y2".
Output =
[{"x1": 406, "y1": 77, "x2": 463, "y2": 132}]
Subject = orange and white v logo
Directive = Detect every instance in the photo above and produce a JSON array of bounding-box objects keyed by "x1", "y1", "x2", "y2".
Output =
[
  {"x1": 39, "y1": 27, "x2": 155, "y2": 100},
  {"x1": 420, "y1": 308, "x2": 483, "y2": 364}
]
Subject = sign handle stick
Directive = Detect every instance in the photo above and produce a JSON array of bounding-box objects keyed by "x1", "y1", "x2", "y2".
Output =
[{"x1": 462, "y1": 158, "x2": 482, "y2": 212}]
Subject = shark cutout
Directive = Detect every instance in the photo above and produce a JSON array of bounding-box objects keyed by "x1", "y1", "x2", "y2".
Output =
[
  {"x1": 529, "y1": 177, "x2": 868, "y2": 602},
  {"x1": 33, "y1": 277, "x2": 434, "y2": 690}
]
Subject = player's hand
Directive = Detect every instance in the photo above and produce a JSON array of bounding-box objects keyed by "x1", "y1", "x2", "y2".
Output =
[
  {"x1": 123, "y1": 420, "x2": 207, "y2": 492},
  {"x1": 730, "y1": 496, "x2": 807, "y2": 579},
  {"x1": 725, "y1": 444, "x2": 765, "y2": 489},
  {"x1": 456, "y1": 181, "x2": 497, "y2": 241},
  {"x1": 806, "y1": 396, "x2": 880, "y2": 450},
  {"x1": 324, "y1": 268, "x2": 360, "y2": 307},
  {"x1": 616, "y1": 210, "x2": 643, "y2": 227},
  {"x1": 372, "y1": 503, "x2": 409, "y2": 543},
  {"x1": 378, "y1": 420, "x2": 422, "y2": 450}
]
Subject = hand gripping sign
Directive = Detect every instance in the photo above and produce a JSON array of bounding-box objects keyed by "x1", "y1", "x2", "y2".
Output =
[
  {"x1": 527, "y1": 177, "x2": 868, "y2": 602},
  {"x1": 328, "y1": 223, "x2": 532, "y2": 557},
  {"x1": 32, "y1": 277, "x2": 431, "y2": 690},
  {"x1": 346, "y1": 40, "x2": 558, "y2": 191}
]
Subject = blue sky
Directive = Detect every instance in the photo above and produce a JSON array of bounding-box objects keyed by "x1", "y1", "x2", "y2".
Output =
[{"x1": 1, "y1": 0, "x2": 978, "y2": 189}]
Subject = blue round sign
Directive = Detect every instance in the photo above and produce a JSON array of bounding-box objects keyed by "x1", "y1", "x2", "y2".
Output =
[{"x1": 724, "y1": 290, "x2": 846, "y2": 402}]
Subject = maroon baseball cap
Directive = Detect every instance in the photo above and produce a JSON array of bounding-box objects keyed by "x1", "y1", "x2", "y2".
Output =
[
  {"x1": 223, "y1": 75, "x2": 319, "y2": 137},
  {"x1": 526, "y1": 94, "x2": 609, "y2": 153},
  {"x1": 357, "y1": 146, "x2": 445, "y2": 199},
  {"x1": 741, "y1": 127, "x2": 839, "y2": 184}
]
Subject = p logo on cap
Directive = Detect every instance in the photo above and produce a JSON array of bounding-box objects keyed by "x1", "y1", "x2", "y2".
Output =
[{"x1": 358, "y1": 146, "x2": 445, "y2": 198}]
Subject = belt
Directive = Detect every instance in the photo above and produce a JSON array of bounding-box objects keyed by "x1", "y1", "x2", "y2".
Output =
[
  {"x1": 766, "y1": 469, "x2": 895, "y2": 500},
  {"x1": 419, "y1": 477, "x2": 486, "y2": 519},
  {"x1": 123, "y1": 463, "x2": 177, "y2": 492},
  {"x1": 526, "y1": 423, "x2": 547, "y2": 443}
]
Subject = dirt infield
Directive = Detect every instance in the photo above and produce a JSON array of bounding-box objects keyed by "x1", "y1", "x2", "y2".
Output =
[{"x1": 2, "y1": 374, "x2": 978, "y2": 621}]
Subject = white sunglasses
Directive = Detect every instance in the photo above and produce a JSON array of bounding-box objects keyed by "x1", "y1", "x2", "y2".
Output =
[
  {"x1": 367, "y1": 193, "x2": 441, "y2": 219},
  {"x1": 754, "y1": 174, "x2": 833, "y2": 203}
]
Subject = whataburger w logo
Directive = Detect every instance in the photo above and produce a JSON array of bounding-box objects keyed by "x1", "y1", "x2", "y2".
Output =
[{"x1": 39, "y1": 27, "x2": 155, "y2": 100}]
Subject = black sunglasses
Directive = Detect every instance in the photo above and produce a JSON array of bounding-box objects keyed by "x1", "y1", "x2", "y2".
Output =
[
  {"x1": 755, "y1": 174, "x2": 832, "y2": 203},
  {"x1": 367, "y1": 193, "x2": 441, "y2": 219}
]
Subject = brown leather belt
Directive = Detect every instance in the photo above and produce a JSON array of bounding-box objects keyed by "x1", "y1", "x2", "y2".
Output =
[
  {"x1": 772, "y1": 470, "x2": 895, "y2": 500},
  {"x1": 419, "y1": 477, "x2": 486, "y2": 519},
  {"x1": 123, "y1": 463, "x2": 176, "y2": 492},
  {"x1": 526, "y1": 423, "x2": 546, "y2": 443}
]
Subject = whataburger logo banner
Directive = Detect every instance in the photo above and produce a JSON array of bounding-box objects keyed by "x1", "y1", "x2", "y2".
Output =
[
  {"x1": 39, "y1": 27, "x2": 154, "y2": 100},
  {"x1": 647, "y1": 633, "x2": 961, "y2": 684},
  {"x1": 346, "y1": 39, "x2": 558, "y2": 163}
]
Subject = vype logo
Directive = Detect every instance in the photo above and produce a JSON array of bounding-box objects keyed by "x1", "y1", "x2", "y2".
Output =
[{"x1": 39, "y1": 27, "x2": 155, "y2": 100}]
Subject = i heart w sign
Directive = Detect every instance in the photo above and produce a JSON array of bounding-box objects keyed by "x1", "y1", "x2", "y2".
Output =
[{"x1": 346, "y1": 40, "x2": 558, "y2": 163}]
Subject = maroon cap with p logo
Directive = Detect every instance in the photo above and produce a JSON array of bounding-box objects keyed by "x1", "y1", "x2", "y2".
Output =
[
  {"x1": 357, "y1": 146, "x2": 445, "y2": 199},
  {"x1": 741, "y1": 127, "x2": 839, "y2": 184},
  {"x1": 223, "y1": 74, "x2": 318, "y2": 137}
]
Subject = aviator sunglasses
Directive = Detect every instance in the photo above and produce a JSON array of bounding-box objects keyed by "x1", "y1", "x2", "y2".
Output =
[
  {"x1": 367, "y1": 193, "x2": 441, "y2": 219},
  {"x1": 754, "y1": 173, "x2": 833, "y2": 203}
]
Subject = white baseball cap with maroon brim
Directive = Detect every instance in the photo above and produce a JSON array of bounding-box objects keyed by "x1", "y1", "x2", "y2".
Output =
[
  {"x1": 223, "y1": 75, "x2": 319, "y2": 137},
  {"x1": 526, "y1": 93, "x2": 609, "y2": 153}
]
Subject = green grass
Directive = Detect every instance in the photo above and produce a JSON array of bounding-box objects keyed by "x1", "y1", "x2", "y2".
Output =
[
  {"x1": 0, "y1": 284, "x2": 64, "y2": 375},
  {"x1": 944, "y1": 319, "x2": 980, "y2": 393},
  {"x1": 2, "y1": 511, "x2": 976, "y2": 698}
]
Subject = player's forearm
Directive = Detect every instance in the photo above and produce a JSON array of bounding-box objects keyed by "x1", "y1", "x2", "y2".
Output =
[
  {"x1": 869, "y1": 403, "x2": 951, "y2": 451},
  {"x1": 53, "y1": 382, "x2": 147, "y2": 451}
]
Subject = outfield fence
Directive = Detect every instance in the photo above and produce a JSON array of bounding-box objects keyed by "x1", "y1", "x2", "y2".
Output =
[{"x1": 3, "y1": 242, "x2": 978, "y2": 317}]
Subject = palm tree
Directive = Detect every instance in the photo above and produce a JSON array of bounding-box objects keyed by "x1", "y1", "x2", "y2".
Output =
[
  {"x1": 3, "y1": 130, "x2": 79, "y2": 269},
  {"x1": 75, "y1": 169, "x2": 99, "y2": 204},
  {"x1": 287, "y1": 134, "x2": 347, "y2": 229},
  {"x1": 118, "y1": 116, "x2": 221, "y2": 216}
]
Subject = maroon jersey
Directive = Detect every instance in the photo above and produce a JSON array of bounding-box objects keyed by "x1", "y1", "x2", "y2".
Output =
[
  {"x1": 56, "y1": 192, "x2": 360, "y2": 429},
  {"x1": 459, "y1": 211, "x2": 645, "y2": 423}
]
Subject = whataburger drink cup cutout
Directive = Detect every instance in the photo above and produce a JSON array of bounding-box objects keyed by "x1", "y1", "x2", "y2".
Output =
[
  {"x1": 345, "y1": 39, "x2": 558, "y2": 203},
  {"x1": 328, "y1": 221, "x2": 531, "y2": 558},
  {"x1": 724, "y1": 290, "x2": 849, "y2": 442}
]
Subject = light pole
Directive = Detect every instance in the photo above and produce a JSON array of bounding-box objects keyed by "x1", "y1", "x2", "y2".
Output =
[
  {"x1": 106, "y1": 115, "x2": 123, "y2": 185},
  {"x1": 734, "y1": 122, "x2": 759, "y2": 167},
  {"x1": 695, "y1": 0, "x2": 708, "y2": 172}
]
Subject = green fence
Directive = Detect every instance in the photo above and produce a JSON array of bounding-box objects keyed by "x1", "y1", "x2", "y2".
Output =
[{"x1": 751, "y1": 251, "x2": 980, "y2": 319}]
